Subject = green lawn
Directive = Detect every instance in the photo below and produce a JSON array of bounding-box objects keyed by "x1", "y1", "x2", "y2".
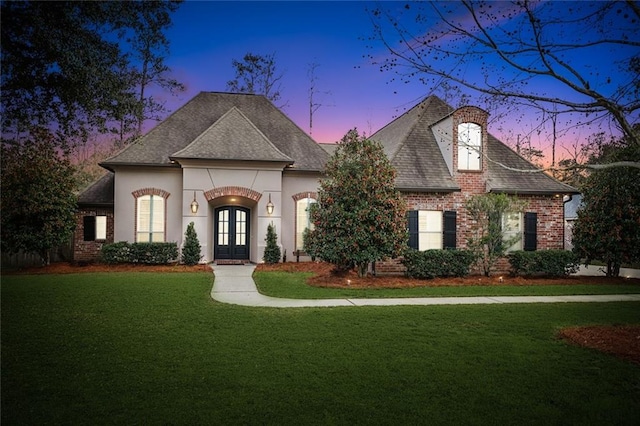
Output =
[
  {"x1": 254, "y1": 270, "x2": 640, "y2": 299},
  {"x1": 2, "y1": 272, "x2": 640, "y2": 425}
]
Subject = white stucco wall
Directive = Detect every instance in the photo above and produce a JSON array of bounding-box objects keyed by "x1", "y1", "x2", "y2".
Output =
[{"x1": 112, "y1": 167, "x2": 183, "y2": 244}]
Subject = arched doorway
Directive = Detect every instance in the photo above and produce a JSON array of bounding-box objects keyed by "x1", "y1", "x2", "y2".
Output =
[{"x1": 214, "y1": 206, "x2": 250, "y2": 260}]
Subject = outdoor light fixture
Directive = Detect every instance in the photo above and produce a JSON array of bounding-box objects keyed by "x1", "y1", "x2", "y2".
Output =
[
  {"x1": 266, "y1": 193, "x2": 274, "y2": 216},
  {"x1": 190, "y1": 191, "x2": 199, "y2": 214}
]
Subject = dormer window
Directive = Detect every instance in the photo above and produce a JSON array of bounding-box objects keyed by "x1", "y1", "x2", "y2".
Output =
[{"x1": 458, "y1": 122, "x2": 482, "y2": 170}]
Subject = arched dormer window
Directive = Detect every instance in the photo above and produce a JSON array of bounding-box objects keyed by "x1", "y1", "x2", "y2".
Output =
[{"x1": 458, "y1": 122, "x2": 482, "y2": 170}]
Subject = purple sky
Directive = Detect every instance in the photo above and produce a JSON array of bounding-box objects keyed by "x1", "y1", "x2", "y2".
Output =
[
  {"x1": 162, "y1": 1, "x2": 441, "y2": 144},
  {"x1": 158, "y1": 1, "x2": 636, "y2": 162}
]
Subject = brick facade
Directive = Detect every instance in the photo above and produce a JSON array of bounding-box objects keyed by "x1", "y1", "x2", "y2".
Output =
[{"x1": 73, "y1": 207, "x2": 115, "y2": 263}]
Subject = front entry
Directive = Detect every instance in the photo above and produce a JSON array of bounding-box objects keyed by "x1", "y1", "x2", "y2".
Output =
[{"x1": 214, "y1": 206, "x2": 250, "y2": 260}]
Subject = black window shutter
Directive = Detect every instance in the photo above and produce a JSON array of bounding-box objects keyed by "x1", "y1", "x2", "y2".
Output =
[
  {"x1": 524, "y1": 212, "x2": 537, "y2": 251},
  {"x1": 83, "y1": 216, "x2": 96, "y2": 241},
  {"x1": 407, "y1": 210, "x2": 418, "y2": 250},
  {"x1": 443, "y1": 210, "x2": 457, "y2": 249}
]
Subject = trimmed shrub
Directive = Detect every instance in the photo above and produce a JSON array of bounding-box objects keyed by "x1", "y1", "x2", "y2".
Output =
[
  {"x1": 263, "y1": 223, "x2": 281, "y2": 264},
  {"x1": 100, "y1": 242, "x2": 178, "y2": 265},
  {"x1": 402, "y1": 249, "x2": 476, "y2": 279},
  {"x1": 181, "y1": 222, "x2": 202, "y2": 265},
  {"x1": 508, "y1": 250, "x2": 580, "y2": 277}
]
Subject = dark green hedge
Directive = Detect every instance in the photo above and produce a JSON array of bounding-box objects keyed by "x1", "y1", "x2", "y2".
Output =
[
  {"x1": 402, "y1": 249, "x2": 476, "y2": 279},
  {"x1": 508, "y1": 250, "x2": 580, "y2": 277},
  {"x1": 100, "y1": 242, "x2": 178, "y2": 265}
]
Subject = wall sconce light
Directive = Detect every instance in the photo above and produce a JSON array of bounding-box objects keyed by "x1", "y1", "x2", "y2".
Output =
[
  {"x1": 190, "y1": 191, "x2": 199, "y2": 214},
  {"x1": 266, "y1": 193, "x2": 274, "y2": 216}
]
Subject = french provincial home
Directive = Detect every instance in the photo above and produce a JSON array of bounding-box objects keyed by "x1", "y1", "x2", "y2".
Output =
[{"x1": 74, "y1": 92, "x2": 577, "y2": 269}]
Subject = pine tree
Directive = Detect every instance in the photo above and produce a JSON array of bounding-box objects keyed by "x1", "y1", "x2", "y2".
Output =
[
  {"x1": 263, "y1": 223, "x2": 281, "y2": 264},
  {"x1": 181, "y1": 222, "x2": 202, "y2": 265}
]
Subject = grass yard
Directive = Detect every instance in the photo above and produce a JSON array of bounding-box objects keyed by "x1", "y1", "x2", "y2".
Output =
[
  {"x1": 2, "y1": 272, "x2": 640, "y2": 425},
  {"x1": 254, "y1": 270, "x2": 640, "y2": 299}
]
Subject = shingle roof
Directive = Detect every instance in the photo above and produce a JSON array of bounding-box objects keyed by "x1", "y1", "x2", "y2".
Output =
[
  {"x1": 171, "y1": 107, "x2": 292, "y2": 163},
  {"x1": 77, "y1": 172, "x2": 114, "y2": 206},
  {"x1": 371, "y1": 96, "x2": 459, "y2": 191},
  {"x1": 101, "y1": 92, "x2": 328, "y2": 171},
  {"x1": 371, "y1": 95, "x2": 578, "y2": 195}
]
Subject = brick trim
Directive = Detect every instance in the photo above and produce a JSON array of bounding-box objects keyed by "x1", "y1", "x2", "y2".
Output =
[
  {"x1": 292, "y1": 191, "x2": 318, "y2": 202},
  {"x1": 204, "y1": 186, "x2": 262, "y2": 202},
  {"x1": 131, "y1": 187, "x2": 171, "y2": 199}
]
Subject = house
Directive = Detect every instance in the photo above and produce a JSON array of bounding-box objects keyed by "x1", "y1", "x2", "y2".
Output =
[{"x1": 74, "y1": 92, "x2": 578, "y2": 269}]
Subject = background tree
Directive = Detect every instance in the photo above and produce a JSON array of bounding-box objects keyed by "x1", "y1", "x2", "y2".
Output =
[
  {"x1": 227, "y1": 52, "x2": 287, "y2": 107},
  {"x1": 1, "y1": 0, "x2": 183, "y2": 152},
  {"x1": 1, "y1": 131, "x2": 77, "y2": 265},
  {"x1": 309, "y1": 129, "x2": 407, "y2": 277},
  {"x1": 572, "y1": 136, "x2": 640, "y2": 277},
  {"x1": 368, "y1": 1, "x2": 640, "y2": 152},
  {"x1": 181, "y1": 222, "x2": 202, "y2": 266},
  {"x1": 465, "y1": 193, "x2": 527, "y2": 276},
  {"x1": 263, "y1": 223, "x2": 281, "y2": 264}
]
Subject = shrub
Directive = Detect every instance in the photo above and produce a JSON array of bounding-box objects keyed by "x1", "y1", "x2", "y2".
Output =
[
  {"x1": 100, "y1": 241, "x2": 132, "y2": 264},
  {"x1": 181, "y1": 222, "x2": 202, "y2": 265},
  {"x1": 263, "y1": 223, "x2": 281, "y2": 264},
  {"x1": 402, "y1": 249, "x2": 476, "y2": 279},
  {"x1": 100, "y1": 242, "x2": 178, "y2": 265},
  {"x1": 508, "y1": 250, "x2": 580, "y2": 277}
]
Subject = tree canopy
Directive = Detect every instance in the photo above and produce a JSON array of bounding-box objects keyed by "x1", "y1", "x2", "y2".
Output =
[
  {"x1": 307, "y1": 130, "x2": 407, "y2": 277},
  {"x1": 226, "y1": 52, "x2": 286, "y2": 107},
  {"x1": 368, "y1": 1, "x2": 640, "y2": 150}
]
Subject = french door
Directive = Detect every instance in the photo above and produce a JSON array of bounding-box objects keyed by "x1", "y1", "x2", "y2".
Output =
[{"x1": 214, "y1": 206, "x2": 250, "y2": 260}]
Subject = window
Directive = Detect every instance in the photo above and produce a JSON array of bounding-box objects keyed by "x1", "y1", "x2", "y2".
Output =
[
  {"x1": 83, "y1": 215, "x2": 107, "y2": 241},
  {"x1": 502, "y1": 211, "x2": 538, "y2": 252},
  {"x1": 458, "y1": 122, "x2": 482, "y2": 170},
  {"x1": 136, "y1": 195, "x2": 165, "y2": 242},
  {"x1": 295, "y1": 197, "x2": 316, "y2": 251},
  {"x1": 502, "y1": 212, "x2": 523, "y2": 252},
  {"x1": 408, "y1": 210, "x2": 457, "y2": 250}
]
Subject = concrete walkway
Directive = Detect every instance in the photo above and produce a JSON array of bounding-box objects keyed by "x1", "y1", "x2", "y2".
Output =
[{"x1": 210, "y1": 264, "x2": 640, "y2": 308}]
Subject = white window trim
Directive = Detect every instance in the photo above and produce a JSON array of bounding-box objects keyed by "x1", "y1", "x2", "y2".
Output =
[
  {"x1": 295, "y1": 197, "x2": 316, "y2": 251},
  {"x1": 502, "y1": 212, "x2": 523, "y2": 252},
  {"x1": 418, "y1": 210, "x2": 443, "y2": 251},
  {"x1": 458, "y1": 122, "x2": 482, "y2": 171}
]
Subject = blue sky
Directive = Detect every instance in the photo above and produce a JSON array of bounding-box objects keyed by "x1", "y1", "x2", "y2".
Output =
[{"x1": 163, "y1": 1, "x2": 430, "y2": 144}]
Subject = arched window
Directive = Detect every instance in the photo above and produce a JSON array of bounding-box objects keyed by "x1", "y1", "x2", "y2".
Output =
[
  {"x1": 458, "y1": 122, "x2": 482, "y2": 170},
  {"x1": 136, "y1": 194, "x2": 165, "y2": 242},
  {"x1": 295, "y1": 197, "x2": 316, "y2": 251}
]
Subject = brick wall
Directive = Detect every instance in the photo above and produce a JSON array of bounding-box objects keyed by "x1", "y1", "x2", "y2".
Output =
[{"x1": 73, "y1": 207, "x2": 114, "y2": 263}]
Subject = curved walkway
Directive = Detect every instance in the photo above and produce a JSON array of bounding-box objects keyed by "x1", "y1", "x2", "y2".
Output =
[{"x1": 210, "y1": 265, "x2": 640, "y2": 308}]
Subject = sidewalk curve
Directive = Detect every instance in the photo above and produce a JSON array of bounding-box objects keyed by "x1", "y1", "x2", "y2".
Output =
[{"x1": 210, "y1": 264, "x2": 640, "y2": 308}]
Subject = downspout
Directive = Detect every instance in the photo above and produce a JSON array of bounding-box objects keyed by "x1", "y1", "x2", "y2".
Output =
[{"x1": 562, "y1": 194, "x2": 573, "y2": 250}]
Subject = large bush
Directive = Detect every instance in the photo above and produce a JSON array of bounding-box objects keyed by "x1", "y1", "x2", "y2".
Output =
[
  {"x1": 100, "y1": 242, "x2": 178, "y2": 265},
  {"x1": 402, "y1": 249, "x2": 476, "y2": 279},
  {"x1": 508, "y1": 250, "x2": 580, "y2": 277}
]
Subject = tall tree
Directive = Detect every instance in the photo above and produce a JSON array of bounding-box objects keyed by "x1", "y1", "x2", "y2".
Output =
[
  {"x1": 572, "y1": 136, "x2": 640, "y2": 276},
  {"x1": 368, "y1": 1, "x2": 640, "y2": 148},
  {"x1": 0, "y1": 0, "x2": 183, "y2": 150},
  {"x1": 227, "y1": 52, "x2": 287, "y2": 107},
  {"x1": 308, "y1": 130, "x2": 407, "y2": 277},
  {"x1": 1, "y1": 131, "x2": 77, "y2": 265}
]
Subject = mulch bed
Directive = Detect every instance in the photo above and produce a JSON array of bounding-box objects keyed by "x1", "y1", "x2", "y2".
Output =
[{"x1": 7, "y1": 261, "x2": 640, "y2": 365}]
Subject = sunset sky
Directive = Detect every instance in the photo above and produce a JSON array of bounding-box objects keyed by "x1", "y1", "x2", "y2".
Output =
[{"x1": 158, "y1": 1, "x2": 636, "y2": 161}]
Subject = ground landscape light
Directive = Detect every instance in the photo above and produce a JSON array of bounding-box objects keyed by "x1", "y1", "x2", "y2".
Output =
[{"x1": 190, "y1": 191, "x2": 199, "y2": 214}]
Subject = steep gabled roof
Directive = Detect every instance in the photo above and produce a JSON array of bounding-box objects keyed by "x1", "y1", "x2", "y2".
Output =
[
  {"x1": 371, "y1": 95, "x2": 578, "y2": 195},
  {"x1": 171, "y1": 107, "x2": 292, "y2": 163},
  {"x1": 101, "y1": 92, "x2": 327, "y2": 171},
  {"x1": 371, "y1": 96, "x2": 459, "y2": 192}
]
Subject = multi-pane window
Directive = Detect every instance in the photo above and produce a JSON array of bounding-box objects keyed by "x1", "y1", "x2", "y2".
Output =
[
  {"x1": 458, "y1": 122, "x2": 482, "y2": 170},
  {"x1": 296, "y1": 197, "x2": 316, "y2": 251},
  {"x1": 83, "y1": 215, "x2": 107, "y2": 241},
  {"x1": 502, "y1": 212, "x2": 523, "y2": 252},
  {"x1": 408, "y1": 210, "x2": 457, "y2": 250},
  {"x1": 136, "y1": 195, "x2": 165, "y2": 242},
  {"x1": 217, "y1": 209, "x2": 229, "y2": 246}
]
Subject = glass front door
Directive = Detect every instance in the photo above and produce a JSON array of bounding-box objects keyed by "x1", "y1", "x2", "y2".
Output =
[{"x1": 214, "y1": 206, "x2": 250, "y2": 260}]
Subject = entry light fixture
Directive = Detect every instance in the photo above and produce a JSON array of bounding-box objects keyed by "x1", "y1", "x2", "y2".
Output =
[
  {"x1": 190, "y1": 191, "x2": 199, "y2": 214},
  {"x1": 266, "y1": 193, "x2": 274, "y2": 216}
]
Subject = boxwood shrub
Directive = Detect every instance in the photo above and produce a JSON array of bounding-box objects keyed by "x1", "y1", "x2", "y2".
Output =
[
  {"x1": 402, "y1": 249, "x2": 476, "y2": 279},
  {"x1": 508, "y1": 250, "x2": 580, "y2": 277},
  {"x1": 100, "y1": 242, "x2": 178, "y2": 265}
]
